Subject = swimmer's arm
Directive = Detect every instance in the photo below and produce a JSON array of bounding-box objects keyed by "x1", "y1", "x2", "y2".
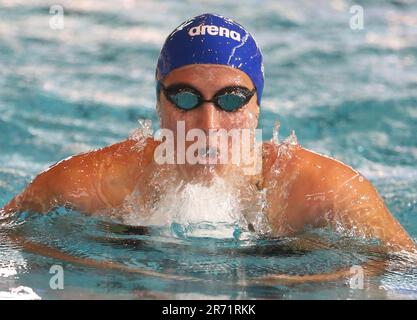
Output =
[
  {"x1": 259, "y1": 145, "x2": 413, "y2": 285},
  {"x1": 292, "y1": 148, "x2": 415, "y2": 251},
  {"x1": 327, "y1": 165, "x2": 414, "y2": 251},
  {"x1": 2, "y1": 139, "x2": 155, "y2": 215}
]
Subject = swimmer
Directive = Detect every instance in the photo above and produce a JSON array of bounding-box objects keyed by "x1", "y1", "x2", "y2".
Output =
[{"x1": 1, "y1": 13, "x2": 415, "y2": 258}]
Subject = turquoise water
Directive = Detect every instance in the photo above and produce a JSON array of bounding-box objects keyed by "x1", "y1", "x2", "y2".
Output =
[{"x1": 1, "y1": 0, "x2": 417, "y2": 299}]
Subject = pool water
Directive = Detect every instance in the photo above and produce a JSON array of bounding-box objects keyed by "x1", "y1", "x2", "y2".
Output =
[{"x1": 1, "y1": 0, "x2": 417, "y2": 299}]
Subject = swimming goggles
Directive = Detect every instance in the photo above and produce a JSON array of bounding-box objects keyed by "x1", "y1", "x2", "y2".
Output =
[{"x1": 157, "y1": 81, "x2": 257, "y2": 112}]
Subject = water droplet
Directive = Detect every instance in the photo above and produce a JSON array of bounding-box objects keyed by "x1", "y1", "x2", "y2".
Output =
[
  {"x1": 233, "y1": 225, "x2": 242, "y2": 240},
  {"x1": 284, "y1": 130, "x2": 298, "y2": 145},
  {"x1": 128, "y1": 119, "x2": 153, "y2": 152},
  {"x1": 272, "y1": 120, "x2": 280, "y2": 144},
  {"x1": 171, "y1": 222, "x2": 186, "y2": 239}
]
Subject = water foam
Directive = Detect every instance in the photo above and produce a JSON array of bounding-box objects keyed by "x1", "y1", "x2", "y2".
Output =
[
  {"x1": 121, "y1": 174, "x2": 268, "y2": 240},
  {"x1": 148, "y1": 177, "x2": 244, "y2": 239}
]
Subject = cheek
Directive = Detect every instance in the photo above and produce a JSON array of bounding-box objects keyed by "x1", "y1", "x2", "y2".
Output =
[
  {"x1": 244, "y1": 108, "x2": 259, "y2": 127},
  {"x1": 161, "y1": 104, "x2": 204, "y2": 133},
  {"x1": 222, "y1": 105, "x2": 259, "y2": 128},
  {"x1": 160, "y1": 104, "x2": 184, "y2": 129}
]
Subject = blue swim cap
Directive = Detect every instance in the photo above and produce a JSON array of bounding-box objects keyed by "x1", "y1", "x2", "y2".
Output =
[{"x1": 156, "y1": 13, "x2": 264, "y2": 106}]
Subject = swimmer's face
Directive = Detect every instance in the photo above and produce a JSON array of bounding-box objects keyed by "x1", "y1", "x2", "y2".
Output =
[
  {"x1": 157, "y1": 64, "x2": 259, "y2": 131},
  {"x1": 156, "y1": 64, "x2": 260, "y2": 180}
]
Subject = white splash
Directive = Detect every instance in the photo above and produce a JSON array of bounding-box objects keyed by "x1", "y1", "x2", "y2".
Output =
[
  {"x1": 126, "y1": 176, "x2": 247, "y2": 239},
  {"x1": 152, "y1": 177, "x2": 243, "y2": 238},
  {"x1": 272, "y1": 120, "x2": 281, "y2": 144},
  {"x1": 0, "y1": 286, "x2": 41, "y2": 300},
  {"x1": 128, "y1": 119, "x2": 153, "y2": 152},
  {"x1": 284, "y1": 129, "x2": 298, "y2": 145}
]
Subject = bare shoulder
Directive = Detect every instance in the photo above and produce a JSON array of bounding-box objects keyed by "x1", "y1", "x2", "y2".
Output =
[
  {"x1": 43, "y1": 137, "x2": 159, "y2": 211},
  {"x1": 262, "y1": 142, "x2": 415, "y2": 249},
  {"x1": 262, "y1": 141, "x2": 366, "y2": 190},
  {"x1": 261, "y1": 141, "x2": 378, "y2": 228},
  {"x1": 48, "y1": 137, "x2": 159, "y2": 174},
  {"x1": 292, "y1": 146, "x2": 381, "y2": 198}
]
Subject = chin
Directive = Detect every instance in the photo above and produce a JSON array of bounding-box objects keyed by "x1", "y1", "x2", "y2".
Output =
[{"x1": 179, "y1": 164, "x2": 230, "y2": 182}]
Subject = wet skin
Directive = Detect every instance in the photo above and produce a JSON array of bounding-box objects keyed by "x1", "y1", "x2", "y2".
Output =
[{"x1": 1, "y1": 64, "x2": 415, "y2": 252}]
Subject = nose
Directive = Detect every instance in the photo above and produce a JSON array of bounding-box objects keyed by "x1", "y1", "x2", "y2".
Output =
[{"x1": 194, "y1": 102, "x2": 221, "y2": 132}]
